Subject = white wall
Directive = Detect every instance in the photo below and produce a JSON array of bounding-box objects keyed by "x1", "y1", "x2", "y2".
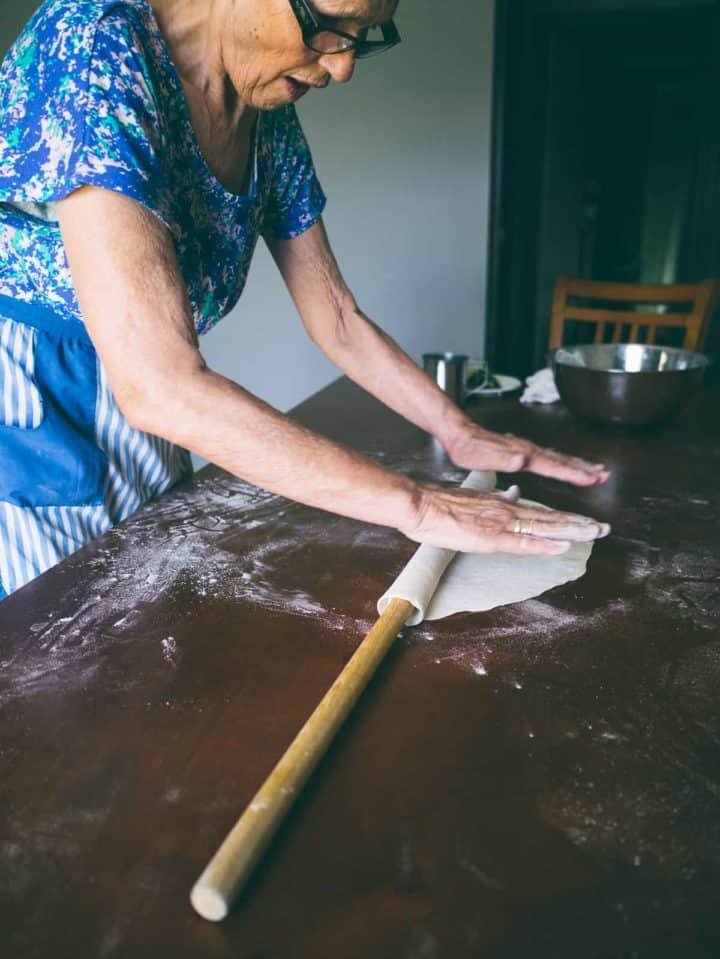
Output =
[
  {"x1": 200, "y1": 0, "x2": 496, "y2": 421},
  {"x1": 0, "y1": 1, "x2": 37, "y2": 56}
]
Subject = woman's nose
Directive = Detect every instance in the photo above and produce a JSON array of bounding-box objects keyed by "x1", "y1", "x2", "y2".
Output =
[{"x1": 318, "y1": 50, "x2": 356, "y2": 84}]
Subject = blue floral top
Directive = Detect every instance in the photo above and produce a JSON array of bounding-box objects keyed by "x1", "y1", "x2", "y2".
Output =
[
  {"x1": 0, "y1": 0, "x2": 326, "y2": 332},
  {"x1": 0, "y1": 0, "x2": 326, "y2": 599}
]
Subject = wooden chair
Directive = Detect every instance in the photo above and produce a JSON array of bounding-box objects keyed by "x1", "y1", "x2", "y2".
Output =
[{"x1": 549, "y1": 275, "x2": 719, "y2": 351}]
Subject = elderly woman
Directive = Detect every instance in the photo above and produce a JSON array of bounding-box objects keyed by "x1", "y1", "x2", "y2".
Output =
[{"x1": 0, "y1": 0, "x2": 609, "y2": 600}]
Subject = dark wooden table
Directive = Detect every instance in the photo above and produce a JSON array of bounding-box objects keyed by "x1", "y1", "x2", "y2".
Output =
[{"x1": 1, "y1": 379, "x2": 719, "y2": 959}]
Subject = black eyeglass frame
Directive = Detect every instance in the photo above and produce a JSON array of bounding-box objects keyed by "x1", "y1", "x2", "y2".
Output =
[{"x1": 288, "y1": 0, "x2": 401, "y2": 59}]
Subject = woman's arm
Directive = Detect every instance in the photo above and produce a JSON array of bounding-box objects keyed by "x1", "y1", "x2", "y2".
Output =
[
  {"x1": 56, "y1": 187, "x2": 606, "y2": 554},
  {"x1": 267, "y1": 220, "x2": 610, "y2": 488}
]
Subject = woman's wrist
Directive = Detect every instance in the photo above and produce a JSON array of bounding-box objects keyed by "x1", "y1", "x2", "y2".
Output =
[
  {"x1": 396, "y1": 479, "x2": 434, "y2": 539},
  {"x1": 437, "y1": 411, "x2": 480, "y2": 463}
]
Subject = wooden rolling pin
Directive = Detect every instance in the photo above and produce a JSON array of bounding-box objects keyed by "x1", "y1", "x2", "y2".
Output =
[
  {"x1": 190, "y1": 596, "x2": 414, "y2": 921},
  {"x1": 190, "y1": 471, "x2": 497, "y2": 921}
]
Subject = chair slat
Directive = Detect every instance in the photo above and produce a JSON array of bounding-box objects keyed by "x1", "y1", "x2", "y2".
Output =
[
  {"x1": 549, "y1": 276, "x2": 718, "y2": 353},
  {"x1": 563, "y1": 278, "x2": 701, "y2": 303},
  {"x1": 565, "y1": 308, "x2": 692, "y2": 327}
]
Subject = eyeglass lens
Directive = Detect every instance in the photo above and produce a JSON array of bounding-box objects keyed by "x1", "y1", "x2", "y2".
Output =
[{"x1": 308, "y1": 24, "x2": 393, "y2": 58}]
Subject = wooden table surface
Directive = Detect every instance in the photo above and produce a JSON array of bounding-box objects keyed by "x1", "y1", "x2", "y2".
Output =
[{"x1": 1, "y1": 379, "x2": 719, "y2": 958}]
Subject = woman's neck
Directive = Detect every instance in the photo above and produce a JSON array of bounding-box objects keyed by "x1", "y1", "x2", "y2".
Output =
[{"x1": 149, "y1": 0, "x2": 228, "y2": 108}]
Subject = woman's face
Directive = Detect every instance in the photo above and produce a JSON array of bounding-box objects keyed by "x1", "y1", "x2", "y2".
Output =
[{"x1": 221, "y1": 0, "x2": 399, "y2": 109}]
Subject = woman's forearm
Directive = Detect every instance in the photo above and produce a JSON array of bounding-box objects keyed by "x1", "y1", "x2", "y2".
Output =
[
  {"x1": 268, "y1": 223, "x2": 471, "y2": 452},
  {"x1": 129, "y1": 359, "x2": 424, "y2": 532},
  {"x1": 310, "y1": 308, "x2": 471, "y2": 451}
]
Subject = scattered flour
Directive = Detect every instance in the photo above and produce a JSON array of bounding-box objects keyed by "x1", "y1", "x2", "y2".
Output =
[
  {"x1": 2, "y1": 449, "x2": 718, "y2": 705},
  {"x1": 161, "y1": 637, "x2": 178, "y2": 667},
  {"x1": 0, "y1": 470, "x2": 380, "y2": 705}
]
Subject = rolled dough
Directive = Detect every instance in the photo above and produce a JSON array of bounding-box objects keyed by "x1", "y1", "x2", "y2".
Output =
[{"x1": 377, "y1": 470, "x2": 593, "y2": 625}]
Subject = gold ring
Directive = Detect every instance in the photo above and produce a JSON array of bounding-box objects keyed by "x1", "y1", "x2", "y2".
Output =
[{"x1": 514, "y1": 517, "x2": 535, "y2": 536}]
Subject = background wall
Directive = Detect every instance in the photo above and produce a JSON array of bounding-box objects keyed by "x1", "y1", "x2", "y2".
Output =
[
  {"x1": 2, "y1": 0, "x2": 496, "y2": 437},
  {"x1": 0, "y1": 2, "x2": 37, "y2": 56}
]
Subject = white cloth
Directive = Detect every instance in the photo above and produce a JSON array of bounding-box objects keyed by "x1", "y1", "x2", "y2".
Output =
[{"x1": 520, "y1": 367, "x2": 560, "y2": 405}]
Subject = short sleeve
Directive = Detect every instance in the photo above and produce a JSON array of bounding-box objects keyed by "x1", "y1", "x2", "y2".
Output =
[
  {"x1": 262, "y1": 105, "x2": 326, "y2": 241},
  {"x1": 0, "y1": 2, "x2": 175, "y2": 232}
]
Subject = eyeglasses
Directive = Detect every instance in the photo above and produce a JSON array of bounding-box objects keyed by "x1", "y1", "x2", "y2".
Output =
[{"x1": 288, "y1": 0, "x2": 401, "y2": 59}]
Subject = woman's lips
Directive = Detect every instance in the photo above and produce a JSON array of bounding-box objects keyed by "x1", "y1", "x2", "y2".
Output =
[
  {"x1": 285, "y1": 77, "x2": 329, "y2": 97},
  {"x1": 286, "y1": 77, "x2": 310, "y2": 97}
]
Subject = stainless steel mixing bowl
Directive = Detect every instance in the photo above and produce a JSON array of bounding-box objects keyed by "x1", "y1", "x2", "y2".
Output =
[{"x1": 550, "y1": 343, "x2": 710, "y2": 425}]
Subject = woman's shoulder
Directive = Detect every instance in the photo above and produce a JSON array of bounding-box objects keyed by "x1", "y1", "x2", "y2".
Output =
[
  {"x1": 25, "y1": 0, "x2": 155, "y2": 32},
  {"x1": 0, "y1": 0, "x2": 175, "y2": 207},
  {"x1": 1, "y1": 0, "x2": 167, "y2": 123},
  {"x1": 7, "y1": 0, "x2": 158, "y2": 69}
]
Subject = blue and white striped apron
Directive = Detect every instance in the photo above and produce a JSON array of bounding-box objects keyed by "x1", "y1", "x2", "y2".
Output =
[{"x1": 0, "y1": 294, "x2": 192, "y2": 597}]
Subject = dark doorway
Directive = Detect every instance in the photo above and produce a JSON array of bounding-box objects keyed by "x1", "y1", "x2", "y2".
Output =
[{"x1": 486, "y1": 0, "x2": 720, "y2": 378}]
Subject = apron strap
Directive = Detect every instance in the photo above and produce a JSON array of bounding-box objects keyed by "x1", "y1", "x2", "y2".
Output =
[{"x1": 0, "y1": 295, "x2": 93, "y2": 345}]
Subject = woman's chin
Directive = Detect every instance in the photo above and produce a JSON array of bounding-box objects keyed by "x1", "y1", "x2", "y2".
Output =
[
  {"x1": 283, "y1": 77, "x2": 310, "y2": 100},
  {"x1": 245, "y1": 79, "x2": 308, "y2": 110}
]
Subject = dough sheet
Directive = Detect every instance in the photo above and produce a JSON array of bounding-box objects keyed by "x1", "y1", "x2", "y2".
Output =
[{"x1": 377, "y1": 470, "x2": 593, "y2": 625}]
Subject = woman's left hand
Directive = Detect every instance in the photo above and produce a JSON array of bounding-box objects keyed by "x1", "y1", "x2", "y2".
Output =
[{"x1": 447, "y1": 422, "x2": 611, "y2": 487}]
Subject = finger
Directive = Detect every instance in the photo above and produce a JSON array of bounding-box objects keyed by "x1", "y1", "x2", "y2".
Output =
[
  {"x1": 548, "y1": 462, "x2": 610, "y2": 486},
  {"x1": 506, "y1": 517, "x2": 610, "y2": 541},
  {"x1": 561, "y1": 512, "x2": 612, "y2": 535},
  {"x1": 508, "y1": 502, "x2": 607, "y2": 527},
  {"x1": 545, "y1": 449, "x2": 607, "y2": 472},
  {"x1": 487, "y1": 533, "x2": 572, "y2": 555},
  {"x1": 534, "y1": 457, "x2": 609, "y2": 485},
  {"x1": 527, "y1": 450, "x2": 611, "y2": 486}
]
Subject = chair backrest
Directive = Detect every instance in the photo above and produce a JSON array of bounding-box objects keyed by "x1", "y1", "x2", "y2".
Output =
[{"x1": 549, "y1": 275, "x2": 719, "y2": 351}]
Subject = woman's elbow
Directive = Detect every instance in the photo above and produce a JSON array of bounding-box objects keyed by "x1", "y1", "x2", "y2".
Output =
[
  {"x1": 112, "y1": 380, "x2": 162, "y2": 434},
  {"x1": 106, "y1": 349, "x2": 208, "y2": 436}
]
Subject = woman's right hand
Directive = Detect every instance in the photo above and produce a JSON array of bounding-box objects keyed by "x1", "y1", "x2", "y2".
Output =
[{"x1": 400, "y1": 483, "x2": 610, "y2": 556}]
